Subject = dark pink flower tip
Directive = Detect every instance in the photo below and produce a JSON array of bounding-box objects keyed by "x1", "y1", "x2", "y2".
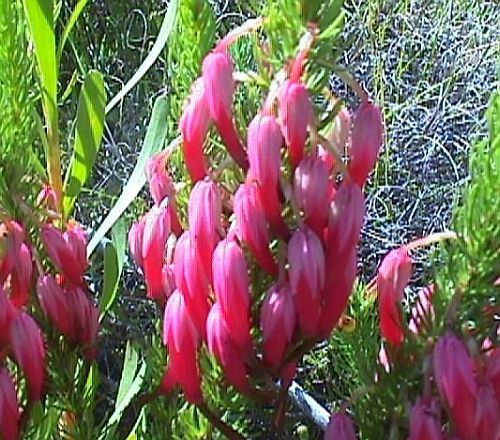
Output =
[
  {"x1": 288, "y1": 227, "x2": 325, "y2": 337},
  {"x1": 247, "y1": 113, "x2": 283, "y2": 187},
  {"x1": 212, "y1": 238, "x2": 252, "y2": 352},
  {"x1": 0, "y1": 220, "x2": 24, "y2": 283},
  {"x1": 260, "y1": 284, "x2": 296, "y2": 368},
  {"x1": 180, "y1": 78, "x2": 211, "y2": 182},
  {"x1": 9, "y1": 312, "x2": 45, "y2": 401},
  {"x1": 377, "y1": 247, "x2": 412, "y2": 346},
  {"x1": 348, "y1": 101, "x2": 383, "y2": 187},
  {"x1": 128, "y1": 216, "x2": 146, "y2": 268},
  {"x1": 142, "y1": 202, "x2": 171, "y2": 302},
  {"x1": 206, "y1": 302, "x2": 250, "y2": 394},
  {"x1": 41, "y1": 222, "x2": 88, "y2": 286},
  {"x1": 324, "y1": 411, "x2": 357, "y2": 440},
  {"x1": 278, "y1": 79, "x2": 313, "y2": 169},
  {"x1": 0, "y1": 368, "x2": 20, "y2": 440},
  {"x1": 233, "y1": 182, "x2": 277, "y2": 275},
  {"x1": 433, "y1": 332, "x2": 478, "y2": 439},
  {"x1": 294, "y1": 155, "x2": 330, "y2": 237},
  {"x1": 9, "y1": 243, "x2": 32, "y2": 309},
  {"x1": 161, "y1": 290, "x2": 201, "y2": 403},
  {"x1": 409, "y1": 397, "x2": 444, "y2": 440}
]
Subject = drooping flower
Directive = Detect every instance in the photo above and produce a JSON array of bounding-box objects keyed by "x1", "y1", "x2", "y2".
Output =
[
  {"x1": 161, "y1": 289, "x2": 201, "y2": 404},
  {"x1": 180, "y1": 78, "x2": 211, "y2": 182},
  {"x1": 0, "y1": 287, "x2": 14, "y2": 346},
  {"x1": 409, "y1": 397, "x2": 444, "y2": 440},
  {"x1": 433, "y1": 332, "x2": 478, "y2": 439},
  {"x1": 475, "y1": 381, "x2": 500, "y2": 440},
  {"x1": 409, "y1": 284, "x2": 435, "y2": 335},
  {"x1": 377, "y1": 247, "x2": 412, "y2": 346},
  {"x1": 288, "y1": 226, "x2": 325, "y2": 336},
  {"x1": 348, "y1": 101, "x2": 383, "y2": 187},
  {"x1": 486, "y1": 348, "x2": 500, "y2": 401},
  {"x1": 202, "y1": 51, "x2": 248, "y2": 170},
  {"x1": 68, "y1": 286, "x2": 99, "y2": 355},
  {"x1": 37, "y1": 275, "x2": 73, "y2": 338},
  {"x1": 324, "y1": 410, "x2": 357, "y2": 440},
  {"x1": 9, "y1": 312, "x2": 45, "y2": 401},
  {"x1": 294, "y1": 155, "x2": 330, "y2": 237},
  {"x1": 0, "y1": 220, "x2": 24, "y2": 283},
  {"x1": 233, "y1": 182, "x2": 277, "y2": 275},
  {"x1": 9, "y1": 243, "x2": 32, "y2": 308},
  {"x1": 128, "y1": 216, "x2": 146, "y2": 268},
  {"x1": 0, "y1": 368, "x2": 19, "y2": 440},
  {"x1": 212, "y1": 237, "x2": 252, "y2": 352},
  {"x1": 278, "y1": 79, "x2": 313, "y2": 169},
  {"x1": 328, "y1": 107, "x2": 351, "y2": 155},
  {"x1": 206, "y1": 302, "x2": 249, "y2": 393}
]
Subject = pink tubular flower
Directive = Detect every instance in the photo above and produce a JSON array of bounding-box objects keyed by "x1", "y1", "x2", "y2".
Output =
[
  {"x1": 278, "y1": 79, "x2": 313, "y2": 169},
  {"x1": 233, "y1": 182, "x2": 277, "y2": 275},
  {"x1": 206, "y1": 302, "x2": 249, "y2": 393},
  {"x1": 9, "y1": 312, "x2": 45, "y2": 401},
  {"x1": 37, "y1": 275, "x2": 72, "y2": 337},
  {"x1": 486, "y1": 349, "x2": 500, "y2": 401},
  {"x1": 41, "y1": 222, "x2": 88, "y2": 286},
  {"x1": 260, "y1": 284, "x2": 295, "y2": 369},
  {"x1": 142, "y1": 202, "x2": 171, "y2": 302},
  {"x1": 409, "y1": 284, "x2": 435, "y2": 335},
  {"x1": 180, "y1": 78, "x2": 211, "y2": 182},
  {"x1": 324, "y1": 410, "x2": 357, "y2": 440},
  {"x1": 409, "y1": 397, "x2": 444, "y2": 440},
  {"x1": 0, "y1": 220, "x2": 24, "y2": 283},
  {"x1": 288, "y1": 227, "x2": 325, "y2": 337},
  {"x1": 294, "y1": 155, "x2": 330, "y2": 237},
  {"x1": 161, "y1": 289, "x2": 201, "y2": 404},
  {"x1": 212, "y1": 237, "x2": 252, "y2": 352},
  {"x1": 173, "y1": 231, "x2": 210, "y2": 339},
  {"x1": 475, "y1": 382, "x2": 500, "y2": 440},
  {"x1": 348, "y1": 101, "x2": 383, "y2": 187},
  {"x1": 328, "y1": 107, "x2": 351, "y2": 155},
  {"x1": 188, "y1": 179, "x2": 222, "y2": 282},
  {"x1": 433, "y1": 332, "x2": 478, "y2": 439},
  {"x1": 9, "y1": 243, "x2": 32, "y2": 308},
  {"x1": 202, "y1": 51, "x2": 248, "y2": 170},
  {"x1": 0, "y1": 287, "x2": 14, "y2": 346},
  {"x1": 128, "y1": 216, "x2": 146, "y2": 268},
  {"x1": 36, "y1": 184, "x2": 57, "y2": 211},
  {"x1": 377, "y1": 247, "x2": 412, "y2": 346},
  {"x1": 69, "y1": 286, "x2": 99, "y2": 353},
  {"x1": 162, "y1": 264, "x2": 175, "y2": 300},
  {"x1": 0, "y1": 368, "x2": 19, "y2": 440}
]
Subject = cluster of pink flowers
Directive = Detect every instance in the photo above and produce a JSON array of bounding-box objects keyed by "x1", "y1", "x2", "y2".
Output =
[
  {"x1": 129, "y1": 31, "x2": 383, "y2": 411},
  {"x1": 0, "y1": 193, "x2": 98, "y2": 440}
]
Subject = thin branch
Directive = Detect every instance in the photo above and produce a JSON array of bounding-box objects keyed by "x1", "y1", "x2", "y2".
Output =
[{"x1": 196, "y1": 402, "x2": 246, "y2": 440}]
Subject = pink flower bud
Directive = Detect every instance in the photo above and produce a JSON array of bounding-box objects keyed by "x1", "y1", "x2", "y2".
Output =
[
  {"x1": 162, "y1": 264, "x2": 175, "y2": 300},
  {"x1": 207, "y1": 302, "x2": 249, "y2": 393},
  {"x1": 260, "y1": 284, "x2": 296, "y2": 368},
  {"x1": 0, "y1": 287, "x2": 14, "y2": 346},
  {"x1": 288, "y1": 227, "x2": 325, "y2": 336},
  {"x1": 318, "y1": 144, "x2": 335, "y2": 174},
  {"x1": 409, "y1": 397, "x2": 444, "y2": 440},
  {"x1": 0, "y1": 368, "x2": 19, "y2": 440},
  {"x1": 37, "y1": 275, "x2": 72, "y2": 338},
  {"x1": 377, "y1": 247, "x2": 412, "y2": 346},
  {"x1": 9, "y1": 312, "x2": 45, "y2": 401},
  {"x1": 202, "y1": 52, "x2": 248, "y2": 170},
  {"x1": 128, "y1": 216, "x2": 146, "y2": 268},
  {"x1": 142, "y1": 202, "x2": 171, "y2": 302},
  {"x1": 180, "y1": 78, "x2": 211, "y2": 182},
  {"x1": 409, "y1": 284, "x2": 435, "y2": 335},
  {"x1": 69, "y1": 286, "x2": 99, "y2": 353},
  {"x1": 9, "y1": 243, "x2": 32, "y2": 308},
  {"x1": 348, "y1": 101, "x2": 383, "y2": 187},
  {"x1": 433, "y1": 332, "x2": 478, "y2": 439},
  {"x1": 0, "y1": 220, "x2": 24, "y2": 283},
  {"x1": 324, "y1": 411, "x2": 357, "y2": 440},
  {"x1": 161, "y1": 289, "x2": 201, "y2": 404},
  {"x1": 486, "y1": 349, "x2": 500, "y2": 401},
  {"x1": 233, "y1": 182, "x2": 277, "y2": 275},
  {"x1": 188, "y1": 179, "x2": 222, "y2": 282},
  {"x1": 36, "y1": 184, "x2": 57, "y2": 212},
  {"x1": 212, "y1": 238, "x2": 252, "y2": 352},
  {"x1": 173, "y1": 231, "x2": 210, "y2": 339},
  {"x1": 475, "y1": 382, "x2": 500, "y2": 440},
  {"x1": 328, "y1": 107, "x2": 351, "y2": 154},
  {"x1": 146, "y1": 151, "x2": 176, "y2": 205},
  {"x1": 41, "y1": 222, "x2": 88, "y2": 286},
  {"x1": 278, "y1": 79, "x2": 313, "y2": 169},
  {"x1": 294, "y1": 155, "x2": 330, "y2": 236}
]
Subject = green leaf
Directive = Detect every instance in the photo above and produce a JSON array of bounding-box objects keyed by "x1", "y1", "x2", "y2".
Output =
[
  {"x1": 63, "y1": 70, "x2": 106, "y2": 216},
  {"x1": 105, "y1": 0, "x2": 179, "y2": 115},
  {"x1": 99, "y1": 218, "x2": 127, "y2": 319},
  {"x1": 57, "y1": 0, "x2": 90, "y2": 66},
  {"x1": 87, "y1": 96, "x2": 172, "y2": 256}
]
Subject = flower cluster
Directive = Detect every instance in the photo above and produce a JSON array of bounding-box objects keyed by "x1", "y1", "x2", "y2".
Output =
[{"x1": 129, "y1": 28, "x2": 383, "y2": 413}]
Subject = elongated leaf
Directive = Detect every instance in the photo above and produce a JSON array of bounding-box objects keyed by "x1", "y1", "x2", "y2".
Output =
[
  {"x1": 57, "y1": 0, "x2": 89, "y2": 66},
  {"x1": 64, "y1": 70, "x2": 106, "y2": 216},
  {"x1": 99, "y1": 218, "x2": 127, "y2": 319},
  {"x1": 105, "y1": 0, "x2": 179, "y2": 114},
  {"x1": 87, "y1": 96, "x2": 173, "y2": 256}
]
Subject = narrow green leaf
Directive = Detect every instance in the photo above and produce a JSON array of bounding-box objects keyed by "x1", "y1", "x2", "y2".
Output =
[
  {"x1": 105, "y1": 0, "x2": 179, "y2": 115},
  {"x1": 57, "y1": 0, "x2": 89, "y2": 66},
  {"x1": 115, "y1": 342, "x2": 139, "y2": 409},
  {"x1": 87, "y1": 96, "x2": 173, "y2": 257},
  {"x1": 63, "y1": 70, "x2": 106, "y2": 216},
  {"x1": 99, "y1": 218, "x2": 127, "y2": 319}
]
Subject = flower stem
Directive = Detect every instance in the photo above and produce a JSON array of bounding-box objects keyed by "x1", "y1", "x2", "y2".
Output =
[{"x1": 196, "y1": 402, "x2": 246, "y2": 440}]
